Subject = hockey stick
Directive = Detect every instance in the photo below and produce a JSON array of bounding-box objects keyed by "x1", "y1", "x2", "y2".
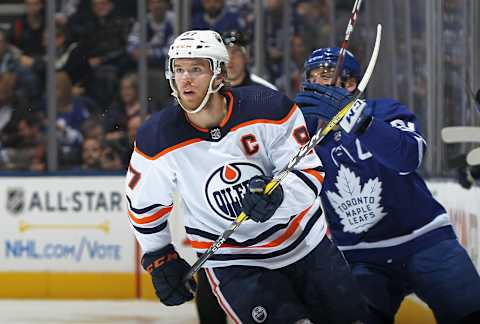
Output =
[
  {"x1": 467, "y1": 147, "x2": 480, "y2": 166},
  {"x1": 183, "y1": 24, "x2": 383, "y2": 285},
  {"x1": 331, "y1": 0, "x2": 363, "y2": 85},
  {"x1": 441, "y1": 127, "x2": 480, "y2": 143}
]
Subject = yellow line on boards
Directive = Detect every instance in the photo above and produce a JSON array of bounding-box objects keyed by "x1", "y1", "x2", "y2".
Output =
[{"x1": 18, "y1": 221, "x2": 110, "y2": 233}]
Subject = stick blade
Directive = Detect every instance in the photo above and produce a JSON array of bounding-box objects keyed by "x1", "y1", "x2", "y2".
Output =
[
  {"x1": 441, "y1": 127, "x2": 480, "y2": 143},
  {"x1": 467, "y1": 147, "x2": 480, "y2": 166}
]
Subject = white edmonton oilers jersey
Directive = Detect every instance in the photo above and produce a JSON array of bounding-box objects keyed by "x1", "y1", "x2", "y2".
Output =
[{"x1": 126, "y1": 86, "x2": 327, "y2": 269}]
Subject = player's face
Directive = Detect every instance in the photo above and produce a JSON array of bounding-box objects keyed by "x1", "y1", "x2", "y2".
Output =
[
  {"x1": 307, "y1": 67, "x2": 338, "y2": 86},
  {"x1": 173, "y1": 58, "x2": 214, "y2": 111},
  {"x1": 227, "y1": 46, "x2": 247, "y2": 84},
  {"x1": 308, "y1": 66, "x2": 357, "y2": 92}
]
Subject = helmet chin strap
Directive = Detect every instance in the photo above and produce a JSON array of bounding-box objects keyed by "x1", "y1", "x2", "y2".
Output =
[{"x1": 170, "y1": 75, "x2": 224, "y2": 114}]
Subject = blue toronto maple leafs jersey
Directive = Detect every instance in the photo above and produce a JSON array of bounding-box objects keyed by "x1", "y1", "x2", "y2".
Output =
[{"x1": 303, "y1": 98, "x2": 456, "y2": 263}]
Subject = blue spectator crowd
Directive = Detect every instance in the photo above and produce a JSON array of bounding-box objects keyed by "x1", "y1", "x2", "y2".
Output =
[{"x1": 0, "y1": 0, "x2": 335, "y2": 172}]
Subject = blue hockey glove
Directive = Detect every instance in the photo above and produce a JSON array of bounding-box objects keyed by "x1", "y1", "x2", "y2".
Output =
[
  {"x1": 295, "y1": 82, "x2": 353, "y2": 121},
  {"x1": 242, "y1": 175, "x2": 284, "y2": 223},
  {"x1": 142, "y1": 244, "x2": 196, "y2": 306},
  {"x1": 338, "y1": 98, "x2": 373, "y2": 134}
]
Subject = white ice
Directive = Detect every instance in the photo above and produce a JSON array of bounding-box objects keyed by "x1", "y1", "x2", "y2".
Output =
[{"x1": 0, "y1": 300, "x2": 199, "y2": 324}]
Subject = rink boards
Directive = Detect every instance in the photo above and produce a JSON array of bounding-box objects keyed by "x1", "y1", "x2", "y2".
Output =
[{"x1": 0, "y1": 176, "x2": 479, "y2": 323}]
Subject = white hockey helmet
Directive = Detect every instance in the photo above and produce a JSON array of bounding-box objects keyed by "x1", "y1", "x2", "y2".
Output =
[{"x1": 166, "y1": 30, "x2": 230, "y2": 114}]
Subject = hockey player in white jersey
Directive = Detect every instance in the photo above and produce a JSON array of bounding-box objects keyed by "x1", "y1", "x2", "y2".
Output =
[
  {"x1": 126, "y1": 30, "x2": 367, "y2": 323},
  {"x1": 194, "y1": 30, "x2": 278, "y2": 324}
]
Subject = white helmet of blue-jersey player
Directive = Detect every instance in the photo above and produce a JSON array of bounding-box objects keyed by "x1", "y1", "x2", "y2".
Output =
[{"x1": 166, "y1": 30, "x2": 229, "y2": 114}]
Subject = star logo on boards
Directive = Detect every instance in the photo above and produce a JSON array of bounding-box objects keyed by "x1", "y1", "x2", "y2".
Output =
[{"x1": 326, "y1": 165, "x2": 386, "y2": 233}]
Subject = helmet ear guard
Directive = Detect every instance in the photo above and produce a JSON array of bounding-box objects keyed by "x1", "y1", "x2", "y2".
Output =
[{"x1": 166, "y1": 30, "x2": 230, "y2": 114}]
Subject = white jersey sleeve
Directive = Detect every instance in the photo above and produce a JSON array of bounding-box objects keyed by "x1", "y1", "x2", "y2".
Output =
[{"x1": 126, "y1": 147, "x2": 176, "y2": 253}]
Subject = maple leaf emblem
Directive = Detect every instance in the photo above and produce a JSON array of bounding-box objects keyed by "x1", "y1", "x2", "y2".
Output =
[{"x1": 326, "y1": 165, "x2": 386, "y2": 233}]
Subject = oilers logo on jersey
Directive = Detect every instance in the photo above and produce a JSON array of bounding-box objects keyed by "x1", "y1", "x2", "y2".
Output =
[
  {"x1": 326, "y1": 165, "x2": 386, "y2": 233},
  {"x1": 205, "y1": 162, "x2": 264, "y2": 220}
]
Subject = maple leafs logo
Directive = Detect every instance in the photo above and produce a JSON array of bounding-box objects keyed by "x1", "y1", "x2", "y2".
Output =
[{"x1": 326, "y1": 165, "x2": 386, "y2": 233}]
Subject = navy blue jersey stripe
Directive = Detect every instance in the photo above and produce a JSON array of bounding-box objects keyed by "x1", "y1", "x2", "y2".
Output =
[
  {"x1": 197, "y1": 209, "x2": 322, "y2": 261},
  {"x1": 131, "y1": 220, "x2": 168, "y2": 234},
  {"x1": 135, "y1": 87, "x2": 295, "y2": 157},
  {"x1": 291, "y1": 170, "x2": 319, "y2": 197},
  {"x1": 186, "y1": 214, "x2": 297, "y2": 246},
  {"x1": 126, "y1": 195, "x2": 165, "y2": 214}
]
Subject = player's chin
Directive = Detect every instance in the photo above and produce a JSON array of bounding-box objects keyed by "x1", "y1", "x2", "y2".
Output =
[{"x1": 179, "y1": 96, "x2": 199, "y2": 109}]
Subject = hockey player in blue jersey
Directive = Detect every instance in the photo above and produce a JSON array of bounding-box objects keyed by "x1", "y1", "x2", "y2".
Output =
[
  {"x1": 295, "y1": 47, "x2": 480, "y2": 324},
  {"x1": 126, "y1": 31, "x2": 367, "y2": 324}
]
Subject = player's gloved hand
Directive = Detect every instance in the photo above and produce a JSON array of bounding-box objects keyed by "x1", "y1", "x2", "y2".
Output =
[
  {"x1": 295, "y1": 82, "x2": 353, "y2": 121},
  {"x1": 242, "y1": 175, "x2": 284, "y2": 223},
  {"x1": 295, "y1": 82, "x2": 373, "y2": 134},
  {"x1": 142, "y1": 244, "x2": 196, "y2": 306}
]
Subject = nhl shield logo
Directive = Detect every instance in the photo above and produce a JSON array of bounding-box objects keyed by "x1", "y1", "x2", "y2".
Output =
[
  {"x1": 210, "y1": 127, "x2": 222, "y2": 141},
  {"x1": 6, "y1": 188, "x2": 25, "y2": 215}
]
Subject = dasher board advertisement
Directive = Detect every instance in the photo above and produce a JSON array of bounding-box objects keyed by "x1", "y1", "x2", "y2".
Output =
[{"x1": 0, "y1": 176, "x2": 135, "y2": 272}]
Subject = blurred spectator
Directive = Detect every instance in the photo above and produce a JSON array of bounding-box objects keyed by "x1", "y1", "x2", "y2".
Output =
[
  {"x1": 0, "y1": 29, "x2": 39, "y2": 107},
  {"x1": 222, "y1": 30, "x2": 276, "y2": 89},
  {"x1": 263, "y1": 0, "x2": 287, "y2": 84},
  {"x1": 191, "y1": 0, "x2": 245, "y2": 33},
  {"x1": 80, "y1": 136, "x2": 103, "y2": 170},
  {"x1": 82, "y1": 116, "x2": 105, "y2": 142},
  {"x1": 127, "y1": 0, "x2": 173, "y2": 68},
  {"x1": 21, "y1": 23, "x2": 92, "y2": 97},
  {"x1": 103, "y1": 73, "x2": 141, "y2": 135},
  {"x1": 0, "y1": 73, "x2": 18, "y2": 153},
  {"x1": 103, "y1": 72, "x2": 159, "y2": 136},
  {"x1": 225, "y1": 0, "x2": 254, "y2": 33},
  {"x1": 80, "y1": 135, "x2": 124, "y2": 171},
  {"x1": 52, "y1": 72, "x2": 99, "y2": 169},
  {"x1": 127, "y1": 113, "x2": 142, "y2": 146},
  {"x1": 288, "y1": 34, "x2": 308, "y2": 92},
  {"x1": 56, "y1": 72, "x2": 93, "y2": 132},
  {"x1": 67, "y1": 0, "x2": 133, "y2": 107},
  {"x1": 81, "y1": 0, "x2": 132, "y2": 70},
  {"x1": 55, "y1": 0, "x2": 81, "y2": 25},
  {"x1": 295, "y1": 0, "x2": 332, "y2": 54},
  {"x1": 13, "y1": 0, "x2": 46, "y2": 57},
  {"x1": 0, "y1": 114, "x2": 45, "y2": 171},
  {"x1": 0, "y1": 30, "x2": 22, "y2": 74},
  {"x1": 83, "y1": 116, "x2": 130, "y2": 170}
]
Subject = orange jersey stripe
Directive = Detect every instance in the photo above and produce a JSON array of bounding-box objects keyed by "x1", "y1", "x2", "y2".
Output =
[
  {"x1": 128, "y1": 206, "x2": 173, "y2": 224},
  {"x1": 257, "y1": 206, "x2": 311, "y2": 248},
  {"x1": 134, "y1": 103, "x2": 300, "y2": 161},
  {"x1": 303, "y1": 169, "x2": 325, "y2": 184},
  {"x1": 134, "y1": 138, "x2": 203, "y2": 160},
  {"x1": 189, "y1": 205, "x2": 311, "y2": 250}
]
